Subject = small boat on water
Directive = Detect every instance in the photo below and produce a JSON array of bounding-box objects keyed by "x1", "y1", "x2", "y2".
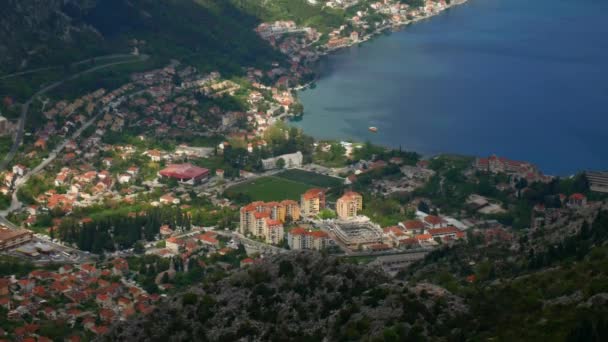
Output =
[{"x1": 369, "y1": 126, "x2": 378, "y2": 133}]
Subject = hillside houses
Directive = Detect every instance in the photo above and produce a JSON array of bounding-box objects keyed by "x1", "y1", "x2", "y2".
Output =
[{"x1": 0, "y1": 260, "x2": 159, "y2": 339}]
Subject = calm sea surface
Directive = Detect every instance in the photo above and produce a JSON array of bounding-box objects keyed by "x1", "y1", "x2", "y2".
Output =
[{"x1": 294, "y1": 0, "x2": 608, "y2": 175}]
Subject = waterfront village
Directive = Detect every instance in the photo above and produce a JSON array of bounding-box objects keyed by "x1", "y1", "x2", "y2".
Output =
[{"x1": 0, "y1": 0, "x2": 607, "y2": 340}]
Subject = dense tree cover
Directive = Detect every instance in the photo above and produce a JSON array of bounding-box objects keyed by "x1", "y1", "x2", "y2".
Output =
[
  {"x1": 82, "y1": 0, "x2": 284, "y2": 74},
  {"x1": 0, "y1": 256, "x2": 38, "y2": 277},
  {"x1": 231, "y1": 0, "x2": 348, "y2": 34},
  {"x1": 17, "y1": 175, "x2": 58, "y2": 205},
  {"x1": 401, "y1": 208, "x2": 608, "y2": 341},
  {"x1": 217, "y1": 123, "x2": 315, "y2": 178},
  {"x1": 3, "y1": 0, "x2": 284, "y2": 75},
  {"x1": 354, "y1": 141, "x2": 420, "y2": 165},
  {"x1": 58, "y1": 206, "x2": 192, "y2": 252},
  {"x1": 400, "y1": 0, "x2": 426, "y2": 8}
]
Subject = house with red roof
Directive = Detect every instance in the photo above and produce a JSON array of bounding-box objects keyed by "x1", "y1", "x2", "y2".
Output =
[
  {"x1": 428, "y1": 226, "x2": 464, "y2": 241},
  {"x1": 159, "y1": 225, "x2": 173, "y2": 236},
  {"x1": 240, "y1": 258, "x2": 255, "y2": 268},
  {"x1": 112, "y1": 258, "x2": 129, "y2": 276},
  {"x1": 196, "y1": 232, "x2": 220, "y2": 248},
  {"x1": 400, "y1": 220, "x2": 426, "y2": 235},
  {"x1": 568, "y1": 193, "x2": 587, "y2": 208},
  {"x1": 415, "y1": 234, "x2": 434, "y2": 244},
  {"x1": 423, "y1": 215, "x2": 447, "y2": 229},
  {"x1": 166, "y1": 237, "x2": 184, "y2": 253},
  {"x1": 383, "y1": 226, "x2": 413, "y2": 248}
]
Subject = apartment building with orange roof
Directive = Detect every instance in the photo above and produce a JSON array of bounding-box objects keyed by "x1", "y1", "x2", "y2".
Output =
[
  {"x1": 300, "y1": 188, "x2": 326, "y2": 217},
  {"x1": 336, "y1": 191, "x2": 363, "y2": 219}
]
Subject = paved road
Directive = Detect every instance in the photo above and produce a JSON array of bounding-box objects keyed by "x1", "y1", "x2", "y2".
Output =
[
  {"x1": 0, "y1": 112, "x2": 103, "y2": 216},
  {"x1": 0, "y1": 54, "x2": 139, "y2": 81},
  {"x1": 0, "y1": 54, "x2": 149, "y2": 172}
]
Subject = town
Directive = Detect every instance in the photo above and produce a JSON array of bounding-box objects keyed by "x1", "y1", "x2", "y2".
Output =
[{"x1": 0, "y1": 0, "x2": 607, "y2": 340}]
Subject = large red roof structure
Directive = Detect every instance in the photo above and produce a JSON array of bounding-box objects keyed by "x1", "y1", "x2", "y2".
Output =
[{"x1": 159, "y1": 164, "x2": 209, "y2": 182}]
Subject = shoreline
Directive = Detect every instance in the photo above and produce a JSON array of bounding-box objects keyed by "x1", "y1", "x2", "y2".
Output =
[
  {"x1": 284, "y1": 0, "x2": 582, "y2": 177},
  {"x1": 287, "y1": 1, "x2": 474, "y2": 162},
  {"x1": 292, "y1": 0, "x2": 470, "y2": 92}
]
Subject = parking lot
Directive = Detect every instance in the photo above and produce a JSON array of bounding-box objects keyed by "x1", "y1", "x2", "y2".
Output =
[{"x1": 2, "y1": 237, "x2": 95, "y2": 264}]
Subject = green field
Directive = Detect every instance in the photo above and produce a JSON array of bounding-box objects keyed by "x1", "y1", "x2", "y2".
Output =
[
  {"x1": 226, "y1": 170, "x2": 343, "y2": 202},
  {"x1": 226, "y1": 176, "x2": 312, "y2": 202},
  {"x1": 275, "y1": 169, "x2": 343, "y2": 188}
]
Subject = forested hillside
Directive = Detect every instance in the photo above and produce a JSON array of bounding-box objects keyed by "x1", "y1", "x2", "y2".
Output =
[{"x1": 0, "y1": 0, "x2": 283, "y2": 74}]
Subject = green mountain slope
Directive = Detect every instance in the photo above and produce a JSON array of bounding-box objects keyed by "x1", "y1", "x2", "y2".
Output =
[{"x1": 0, "y1": 0, "x2": 283, "y2": 75}]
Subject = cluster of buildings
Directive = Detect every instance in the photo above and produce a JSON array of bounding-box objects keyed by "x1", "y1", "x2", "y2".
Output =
[
  {"x1": 474, "y1": 154, "x2": 551, "y2": 183},
  {"x1": 531, "y1": 193, "x2": 591, "y2": 229},
  {"x1": 239, "y1": 200, "x2": 301, "y2": 244},
  {"x1": 318, "y1": 211, "x2": 467, "y2": 252},
  {"x1": 385, "y1": 215, "x2": 466, "y2": 248},
  {"x1": 255, "y1": 0, "x2": 463, "y2": 69},
  {"x1": 0, "y1": 260, "x2": 159, "y2": 339},
  {"x1": 239, "y1": 188, "x2": 368, "y2": 250}
]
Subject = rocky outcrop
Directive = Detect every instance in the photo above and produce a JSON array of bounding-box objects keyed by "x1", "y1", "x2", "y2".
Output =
[{"x1": 103, "y1": 252, "x2": 468, "y2": 341}]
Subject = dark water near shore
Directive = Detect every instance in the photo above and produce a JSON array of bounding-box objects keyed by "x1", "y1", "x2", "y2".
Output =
[{"x1": 294, "y1": 0, "x2": 608, "y2": 175}]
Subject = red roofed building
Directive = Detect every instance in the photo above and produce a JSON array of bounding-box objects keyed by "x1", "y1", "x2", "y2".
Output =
[
  {"x1": 239, "y1": 200, "x2": 300, "y2": 236},
  {"x1": 300, "y1": 188, "x2": 326, "y2": 216},
  {"x1": 383, "y1": 226, "x2": 416, "y2": 248},
  {"x1": 287, "y1": 227, "x2": 331, "y2": 250},
  {"x1": 428, "y1": 226, "x2": 463, "y2": 241},
  {"x1": 423, "y1": 215, "x2": 447, "y2": 229},
  {"x1": 159, "y1": 225, "x2": 173, "y2": 236},
  {"x1": 365, "y1": 243, "x2": 391, "y2": 252},
  {"x1": 568, "y1": 193, "x2": 587, "y2": 208},
  {"x1": 400, "y1": 220, "x2": 426, "y2": 235},
  {"x1": 415, "y1": 234, "x2": 433, "y2": 243},
  {"x1": 112, "y1": 258, "x2": 129, "y2": 276},
  {"x1": 196, "y1": 232, "x2": 220, "y2": 248},
  {"x1": 336, "y1": 191, "x2": 363, "y2": 219},
  {"x1": 240, "y1": 258, "x2": 255, "y2": 268},
  {"x1": 264, "y1": 219, "x2": 284, "y2": 245},
  {"x1": 475, "y1": 154, "x2": 540, "y2": 177},
  {"x1": 165, "y1": 237, "x2": 184, "y2": 253},
  {"x1": 159, "y1": 163, "x2": 210, "y2": 184}
]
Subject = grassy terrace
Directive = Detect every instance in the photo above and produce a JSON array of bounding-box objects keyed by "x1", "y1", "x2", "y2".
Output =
[{"x1": 226, "y1": 169, "x2": 343, "y2": 202}]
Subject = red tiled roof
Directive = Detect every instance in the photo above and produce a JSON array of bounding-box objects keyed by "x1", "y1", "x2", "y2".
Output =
[
  {"x1": 403, "y1": 220, "x2": 425, "y2": 230},
  {"x1": 416, "y1": 234, "x2": 432, "y2": 241},
  {"x1": 569, "y1": 193, "x2": 586, "y2": 201},
  {"x1": 159, "y1": 163, "x2": 209, "y2": 180},
  {"x1": 424, "y1": 215, "x2": 444, "y2": 225},
  {"x1": 428, "y1": 226, "x2": 460, "y2": 236},
  {"x1": 308, "y1": 231, "x2": 328, "y2": 238},
  {"x1": 384, "y1": 226, "x2": 405, "y2": 236},
  {"x1": 302, "y1": 188, "x2": 325, "y2": 200}
]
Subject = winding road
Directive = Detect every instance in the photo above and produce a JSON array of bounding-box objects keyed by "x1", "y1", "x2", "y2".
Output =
[
  {"x1": 0, "y1": 54, "x2": 149, "y2": 222},
  {"x1": 0, "y1": 54, "x2": 149, "y2": 171}
]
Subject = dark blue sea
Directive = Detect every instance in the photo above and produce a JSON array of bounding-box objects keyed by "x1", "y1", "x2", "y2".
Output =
[{"x1": 294, "y1": 0, "x2": 608, "y2": 175}]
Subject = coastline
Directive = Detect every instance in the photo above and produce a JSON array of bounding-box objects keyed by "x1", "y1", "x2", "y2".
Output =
[
  {"x1": 292, "y1": 0, "x2": 470, "y2": 92},
  {"x1": 286, "y1": 1, "x2": 473, "y2": 162}
]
